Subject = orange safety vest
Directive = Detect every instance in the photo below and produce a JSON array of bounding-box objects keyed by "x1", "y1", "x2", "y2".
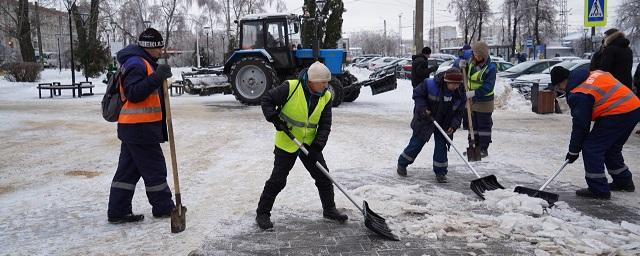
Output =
[
  {"x1": 117, "y1": 58, "x2": 163, "y2": 124},
  {"x1": 571, "y1": 71, "x2": 640, "y2": 121}
]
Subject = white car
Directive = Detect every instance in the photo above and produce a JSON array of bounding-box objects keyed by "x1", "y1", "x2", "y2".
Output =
[
  {"x1": 511, "y1": 59, "x2": 590, "y2": 99},
  {"x1": 551, "y1": 56, "x2": 581, "y2": 61},
  {"x1": 430, "y1": 53, "x2": 456, "y2": 61},
  {"x1": 368, "y1": 57, "x2": 398, "y2": 70}
]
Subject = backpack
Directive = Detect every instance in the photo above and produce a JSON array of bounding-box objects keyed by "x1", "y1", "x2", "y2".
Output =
[{"x1": 101, "y1": 67, "x2": 125, "y2": 122}]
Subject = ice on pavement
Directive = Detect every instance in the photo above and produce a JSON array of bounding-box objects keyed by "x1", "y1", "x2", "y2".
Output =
[{"x1": 351, "y1": 183, "x2": 640, "y2": 255}]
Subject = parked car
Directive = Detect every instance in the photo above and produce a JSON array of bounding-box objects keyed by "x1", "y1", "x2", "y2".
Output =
[
  {"x1": 511, "y1": 59, "x2": 590, "y2": 99},
  {"x1": 368, "y1": 57, "x2": 398, "y2": 70},
  {"x1": 490, "y1": 55, "x2": 506, "y2": 62},
  {"x1": 354, "y1": 57, "x2": 381, "y2": 68},
  {"x1": 430, "y1": 53, "x2": 456, "y2": 61},
  {"x1": 398, "y1": 58, "x2": 445, "y2": 80},
  {"x1": 498, "y1": 59, "x2": 562, "y2": 80},
  {"x1": 551, "y1": 56, "x2": 581, "y2": 61}
]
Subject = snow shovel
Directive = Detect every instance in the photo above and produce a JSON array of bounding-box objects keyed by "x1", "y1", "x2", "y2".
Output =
[
  {"x1": 162, "y1": 80, "x2": 187, "y2": 233},
  {"x1": 514, "y1": 160, "x2": 570, "y2": 206},
  {"x1": 431, "y1": 119, "x2": 504, "y2": 199},
  {"x1": 282, "y1": 129, "x2": 399, "y2": 241},
  {"x1": 462, "y1": 67, "x2": 481, "y2": 162}
]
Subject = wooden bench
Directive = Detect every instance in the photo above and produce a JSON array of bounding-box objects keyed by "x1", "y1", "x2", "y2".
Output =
[
  {"x1": 169, "y1": 82, "x2": 184, "y2": 96},
  {"x1": 37, "y1": 81, "x2": 95, "y2": 99}
]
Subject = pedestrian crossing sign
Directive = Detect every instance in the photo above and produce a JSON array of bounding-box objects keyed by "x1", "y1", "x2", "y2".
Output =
[{"x1": 584, "y1": 0, "x2": 607, "y2": 27}]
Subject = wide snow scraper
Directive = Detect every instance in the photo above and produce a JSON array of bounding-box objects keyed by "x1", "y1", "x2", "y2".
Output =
[
  {"x1": 514, "y1": 160, "x2": 569, "y2": 206},
  {"x1": 432, "y1": 119, "x2": 504, "y2": 199},
  {"x1": 283, "y1": 129, "x2": 400, "y2": 241}
]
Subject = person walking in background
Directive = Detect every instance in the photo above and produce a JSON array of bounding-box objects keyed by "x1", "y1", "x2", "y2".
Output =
[
  {"x1": 411, "y1": 47, "x2": 439, "y2": 88},
  {"x1": 108, "y1": 28, "x2": 175, "y2": 223},
  {"x1": 397, "y1": 68, "x2": 466, "y2": 183},
  {"x1": 590, "y1": 28, "x2": 633, "y2": 88},
  {"x1": 550, "y1": 66, "x2": 640, "y2": 199}
]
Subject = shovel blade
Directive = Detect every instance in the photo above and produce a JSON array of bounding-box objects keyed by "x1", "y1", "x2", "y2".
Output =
[
  {"x1": 362, "y1": 201, "x2": 400, "y2": 241},
  {"x1": 514, "y1": 186, "x2": 559, "y2": 206},
  {"x1": 470, "y1": 175, "x2": 505, "y2": 199},
  {"x1": 170, "y1": 205, "x2": 187, "y2": 233},
  {"x1": 466, "y1": 146, "x2": 481, "y2": 162}
]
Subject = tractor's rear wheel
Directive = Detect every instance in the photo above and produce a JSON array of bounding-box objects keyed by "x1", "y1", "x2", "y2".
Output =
[
  {"x1": 340, "y1": 72, "x2": 360, "y2": 102},
  {"x1": 328, "y1": 78, "x2": 344, "y2": 107},
  {"x1": 229, "y1": 56, "x2": 278, "y2": 105},
  {"x1": 342, "y1": 87, "x2": 361, "y2": 102}
]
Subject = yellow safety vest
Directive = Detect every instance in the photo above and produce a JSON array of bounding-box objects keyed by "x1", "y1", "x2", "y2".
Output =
[
  {"x1": 466, "y1": 62, "x2": 494, "y2": 96},
  {"x1": 274, "y1": 80, "x2": 332, "y2": 153}
]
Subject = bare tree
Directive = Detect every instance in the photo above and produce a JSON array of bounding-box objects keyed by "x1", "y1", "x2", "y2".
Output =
[
  {"x1": 17, "y1": 0, "x2": 35, "y2": 62},
  {"x1": 617, "y1": 0, "x2": 640, "y2": 46},
  {"x1": 450, "y1": 0, "x2": 489, "y2": 43}
]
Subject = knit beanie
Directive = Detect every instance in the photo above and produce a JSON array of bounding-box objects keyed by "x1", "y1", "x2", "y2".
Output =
[
  {"x1": 471, "y1": 41, "x2": 489, "y2": 61},
  {"x1": 307, "y1": 61, "x2": 331, "y2": 82},
  {"x1": 138, "y1": 28, "x2": 164, "y2": 48},
  {"x1": 550, "y1": 66, "x2": 570, "y2": 86},
  {"x1": 421, "y1": 47, "x2": 432, "y2": 55},
  {"x1": 443, "y1": 67, "x2": 463, "y2": 83}
]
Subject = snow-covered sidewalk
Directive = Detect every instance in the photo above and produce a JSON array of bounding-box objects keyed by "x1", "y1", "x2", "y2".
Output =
[{"x1": 1, "y1": 68, "x2": 639, "y2": 255}]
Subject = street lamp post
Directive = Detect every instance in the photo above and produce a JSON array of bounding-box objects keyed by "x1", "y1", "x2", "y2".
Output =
[
  {"x1": 64, "y1": 0, "x2": 78, "y2": 97},
  {"x1": 204, "y1": 26, "x2": 210, "y2": 67}
]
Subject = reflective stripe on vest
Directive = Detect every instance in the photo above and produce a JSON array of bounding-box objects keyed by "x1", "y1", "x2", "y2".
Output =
[
  {"x1": 466, "y1": 62, "x2": 493, "y2": 96},
  {"x1": 118, "y1": 58, "x2": 163, "y2": 124},
  {"x1": 571, "y1": 71, "x2": 640, "y2": 120},
  {"x1": 274, "y1": 80, "x2": 332, "y2": 153}
]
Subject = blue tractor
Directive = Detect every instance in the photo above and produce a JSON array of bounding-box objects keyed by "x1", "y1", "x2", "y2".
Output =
[{"x1": 222, "y1": 13, "x2": 396, "y2": 106}]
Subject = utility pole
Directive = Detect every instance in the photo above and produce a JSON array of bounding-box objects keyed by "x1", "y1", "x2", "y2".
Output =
[
  {"x1": 57, "y1": 15, "x2": 62, "y2": 71},
  {"x1": 415, "y1": 0, "x2": 423, "y2": 53},
  {"x1": 398, "y1": 14, "x2": 402, "y2": 56},
  {"x1": 35, "y1": 1, "x2": 44, "y2": 66},
  {"x1": 383, "y1": 19, "x2": 387, "y2": 56},
  {"x1": 429, "y1": 0, "x2": 434, "y2": 49}
]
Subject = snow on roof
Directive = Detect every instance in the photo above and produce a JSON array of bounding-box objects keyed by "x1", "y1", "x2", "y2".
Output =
[{"x1": 240, "y1": 13, "x2": 297, "y2": 21}]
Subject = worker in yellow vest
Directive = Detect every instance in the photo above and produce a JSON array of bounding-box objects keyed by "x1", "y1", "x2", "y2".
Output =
[{"x1": 256, "y1": 61, "x2": 347, "y2": 230}]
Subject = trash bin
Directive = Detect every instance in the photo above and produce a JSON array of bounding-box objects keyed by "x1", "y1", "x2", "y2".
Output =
[{"x1": 531, "y1": 83, "x2": 556, "y2": 114}]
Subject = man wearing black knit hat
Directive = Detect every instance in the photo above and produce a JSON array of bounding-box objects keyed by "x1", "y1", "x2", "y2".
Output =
[
  {"x1": 550, "y1": 65, "x2": 640, "y2": 200},
  {"x1": 107, "y1": 28, "x2": 175, "y2": 223}
]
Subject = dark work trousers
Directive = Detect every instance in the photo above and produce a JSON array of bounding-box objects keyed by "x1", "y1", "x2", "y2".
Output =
[
  {"x1": 582, "y1": 113, "x2": 639, "y2": 194},
  {"x1": 470, "y1": 111, "x2": 493, "y2": 150},
  {"x1": 398, "y1": 130, "x2": 448, "y2": 175},
  {"x1": 256, "y1": 147, "x2": 335, "y2": 216},
  {"x1": 108, "y1": 142, "x2": 175, "y2": 217}
]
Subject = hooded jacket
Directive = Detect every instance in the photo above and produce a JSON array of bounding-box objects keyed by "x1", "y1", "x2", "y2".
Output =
[
  {"x1": 261, "y1": 70, "x2": 333, "y2": 149},
  {"x1": 598, "y1": 31, "x2": 633, "y2": 87},
  {"x1": 410, "y1": 72, "x2": 466, "y2": 141},
  {"x1": 116, "y1": 44, "x2": 168, "y2": 144},
  {"x1": 411, "y1": 55, "x2": 438, "y2": 87}
]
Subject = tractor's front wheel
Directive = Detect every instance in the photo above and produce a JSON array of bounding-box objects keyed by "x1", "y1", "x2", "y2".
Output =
[
  {"x1": 328, "y1": 78, "x2": 344, "y2": 107},
  {"x1": 229, "y1": 56, "x2": 279, "y2": 105}
]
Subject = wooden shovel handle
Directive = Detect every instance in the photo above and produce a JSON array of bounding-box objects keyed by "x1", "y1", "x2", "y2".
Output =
[
  {"x1": 462, "y1": 66, "x2": 477, "y2": 143},
  {"x1": 162, "y1": 80, "x2": 181, "y2": 197}
]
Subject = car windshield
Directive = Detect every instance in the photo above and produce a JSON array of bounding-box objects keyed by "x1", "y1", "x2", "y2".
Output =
[
  {"x1": 504, "y1": 61, "x2": 540, "y2": 73},
  {"x1": 542, "y1": 61, "x2": 580, "y2": 74}
]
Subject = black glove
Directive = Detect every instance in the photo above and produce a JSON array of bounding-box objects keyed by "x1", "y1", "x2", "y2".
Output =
[
  {"x1": 268, "y1": 116, "x2": 288, "y2": 131},
  {"x1": 304, "y1": 143, "x2": 323, "y2": 162},
  {"x1": 423, "y1": 109, "x2": 433, "y2": 121},
  {"x1": 154, "y1": 64, "x2": 173, "y2": 80},
  {"x1": 565, "y1": 152, "x2": 579, "y2": 163}
]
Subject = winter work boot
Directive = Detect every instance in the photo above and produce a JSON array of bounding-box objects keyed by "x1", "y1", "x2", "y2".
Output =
[
  {"x1": 256, "y1": 214, "x2": 273, "y2": 230},
  {"x1": 323, "y1": 207, "x2": 348, "y2": 222},
  {"x1": 609, "y1": 182, "x2": 635, "y2": 192},
  {"x1": 436, "y1": 174, "x2": 448, "y2": 183},
  {"x1": 108, "y1": 213, "x2": 145, "y2": 224},
  {"x1": 397, "y1": 165, "x2": 407, "y2": 177},
  {"x1": 575, "y1": 188, "x2": 611, "y2": 199},
  {"x1": 480, "y1": 148, "x2": 489, "y2": 158}
]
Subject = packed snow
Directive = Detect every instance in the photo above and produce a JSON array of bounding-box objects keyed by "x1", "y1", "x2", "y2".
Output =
[{"x1": 0, "y1": 67, "x2": 639, "y2": 255}]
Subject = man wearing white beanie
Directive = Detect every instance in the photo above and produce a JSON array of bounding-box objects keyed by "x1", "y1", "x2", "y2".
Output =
[{"x1": 255, "y1": 61, "x2": 348, "y2": 230}]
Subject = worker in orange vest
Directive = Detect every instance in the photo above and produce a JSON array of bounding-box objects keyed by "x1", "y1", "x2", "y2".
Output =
[
  {"x1": 551, "y1": 66, "x2": 640, "y2": 199},
  {"x1": 107, "y1": 28, "x2": 174, "y2": 223}
]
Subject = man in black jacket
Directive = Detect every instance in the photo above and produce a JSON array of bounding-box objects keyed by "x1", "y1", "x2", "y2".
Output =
[
  {"x1": 255, "y1": 61, "x2": 347, "y2": 230},
  {"x1": 592, "y1": 28, "x2": 634, "y2": 88},
  {"x1": 411, "y1": 47, "x2": 439, "y2": 87}
]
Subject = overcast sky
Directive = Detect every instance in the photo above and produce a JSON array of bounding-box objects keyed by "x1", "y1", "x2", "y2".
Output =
[{"x1": 271, "y1": 0, "x2": 623, "y2": 39}]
